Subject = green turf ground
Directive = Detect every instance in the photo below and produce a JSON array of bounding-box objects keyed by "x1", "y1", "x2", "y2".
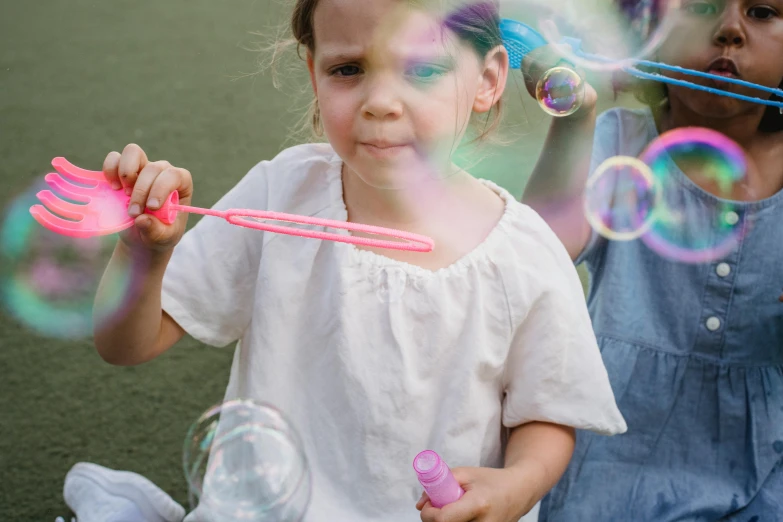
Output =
[{"x1": 0, "y1": 1, "x2": 624, "y2": 519}]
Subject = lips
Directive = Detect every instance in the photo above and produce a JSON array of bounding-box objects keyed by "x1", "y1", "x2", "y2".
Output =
[
  {"x1": 362, "y1": 141, "x2": 410, "y2": 149},
  {"x1": 706, "y1": 57, "x2": 740, "y2": 78}
]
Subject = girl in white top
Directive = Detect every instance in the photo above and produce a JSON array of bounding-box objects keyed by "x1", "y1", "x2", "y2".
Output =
[{"x1": 93, "y1": 0, "x2": 626, "y2": 520}]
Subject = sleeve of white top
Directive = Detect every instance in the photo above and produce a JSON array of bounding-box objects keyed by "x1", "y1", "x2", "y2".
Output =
[
  {"x1": 501, "y1": 207, "x2": 627, "y2": 436},
  {"x1": 574, "y1": 108, "x2": 622, "y2": 266},
  {"x1": 160, "y1": 161, "x2": 269, "y2": 347}
]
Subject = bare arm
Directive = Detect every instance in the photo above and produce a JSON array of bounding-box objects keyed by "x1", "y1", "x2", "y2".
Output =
[
  {"x1": 93, "y1": 144, "x2": 193, "y2": 365},
  {"x1": 522, "y1": 110, "x2": 596, "y2": 260},
  {"x1": 519, "y1": 46, "x2": 598, "y2": 261},
  {"x1": 504, "y1": 421, "x2": 576, "y2": 513},
  {"x1": 93, "y1": 241, "x2": 185, "y2": 366}
]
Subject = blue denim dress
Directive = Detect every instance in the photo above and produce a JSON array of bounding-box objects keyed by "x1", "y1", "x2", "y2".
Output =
[{"x1": 539, "y1": 108, "x2": 783, "y2": 521}]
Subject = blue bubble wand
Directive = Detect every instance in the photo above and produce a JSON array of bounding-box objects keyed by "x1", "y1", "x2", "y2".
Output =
[{"x1": 500, "y1": 18, "x2": 783, "y2": 109}]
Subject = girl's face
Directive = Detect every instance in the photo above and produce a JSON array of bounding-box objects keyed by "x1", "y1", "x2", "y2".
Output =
[
  {"x1": 307, "y1": 0, "x2": 506, "y2": 188},
  {"x1": 657, "y1": 0, "x2": 783, "y2": 119}
]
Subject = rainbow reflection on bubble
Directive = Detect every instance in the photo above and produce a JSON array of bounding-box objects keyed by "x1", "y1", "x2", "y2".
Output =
[
  {"x1": 0, "y1": 181, "x2": 145, "y2": 338},
  {"x1": 535, "y1": 67, "x2": 585, "y2": 117},
  {"x1": 639, "y1": 127, "x2": 749, "y2": 264},
  {"x1": 584, "y1": 156, "x2": 659, "y2": 241}
]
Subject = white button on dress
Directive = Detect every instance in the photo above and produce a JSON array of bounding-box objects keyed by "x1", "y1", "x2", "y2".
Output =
[
  {"x1": 706, "y1": 317, "x2": 721, "y2": 331},
  {"x1": 716, "y1": 263, "x2": 731, "y2": 277},
  {"x1": 724, "y1": 211, "x2": 740, "y2": 226}
]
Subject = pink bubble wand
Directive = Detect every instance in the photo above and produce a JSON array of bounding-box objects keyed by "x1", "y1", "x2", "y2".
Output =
[{"x1": 28, "y1": 157, "x2": 434, "y2": 252}]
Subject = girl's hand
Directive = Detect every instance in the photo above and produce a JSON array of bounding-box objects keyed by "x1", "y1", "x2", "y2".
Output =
[
  {"x1": 416, "y1": 466, "x2": 534, "y2": 522},
  {"x1": 521, "y1": 43, "x2": 598, "y2": 119},
  {"x1": 102, "y1": 143, "x2": 193, "y2": 253}
]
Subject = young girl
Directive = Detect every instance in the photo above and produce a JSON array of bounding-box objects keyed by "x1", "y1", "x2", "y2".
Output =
[
  {"x1": 521, "y1": 0, "x2": 783, "y2": 519},
  {"x1": 72, "y1": 1, "x2": 628, "y2": 521}
]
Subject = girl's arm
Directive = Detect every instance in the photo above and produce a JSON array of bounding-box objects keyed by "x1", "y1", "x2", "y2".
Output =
[
  {"x1": 416, "y1": 422, "x2": 576, "y2": 522},
  {"x1": 518, "y1": 46, "x2": 599, "y2": 261},
  {"x1": 503, "y1": 421, "x2": 576, "y2": 514},
  {"x1": 93, "y1": 144, "x2": 191, "y2": 366},
  {"x1": 93, "y1": 241, "x2": 185, "y2": 366},
  {"x1": 521, "y1": 110, "x2": 597, "y2": 261}
]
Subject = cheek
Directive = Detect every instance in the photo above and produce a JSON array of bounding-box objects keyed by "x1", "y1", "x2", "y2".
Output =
[
  {"x1": 411, "y1": 80, "x2": 473, "y2": 136},
  {"x1": 318, "y1": 88, "x2": 357, "y2": 138}
]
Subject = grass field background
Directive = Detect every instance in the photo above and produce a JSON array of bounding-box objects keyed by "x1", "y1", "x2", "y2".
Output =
[{"x1": 0, "y1": 1, "x2": 628, "y2": 519}]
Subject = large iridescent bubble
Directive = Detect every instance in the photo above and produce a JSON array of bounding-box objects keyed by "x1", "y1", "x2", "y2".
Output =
[
  {"x1": 639, "y1": 127, "x2": 749, "y2": 264},
  {"x1": 183, "y1": 399, "x2": 311, "y2": 522},
  {"x1": 504, "y1": 0, "x2": 683, "y2": 72},
  {"x1": 0, "y1": 181, "x2": 145, "y2": 338}
]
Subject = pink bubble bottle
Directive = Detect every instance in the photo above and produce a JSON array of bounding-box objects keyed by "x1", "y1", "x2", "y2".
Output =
[{"x1": 413, "y1": 450, "x2": 465, "y2": 508}]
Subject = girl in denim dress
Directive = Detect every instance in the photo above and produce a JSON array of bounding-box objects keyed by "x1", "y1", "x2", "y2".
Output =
[{"x1": 522, "y1": 0, "x2": 783, "y2": 520}]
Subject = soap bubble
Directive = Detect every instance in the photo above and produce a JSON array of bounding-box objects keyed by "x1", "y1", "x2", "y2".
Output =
[
  {"x1": 183, "y1": 399, "x2": 311, "y2": 522},
  {"x1": 0, "y1": 181, "x2": 145, "y2": 338},
  {"x1": 639, "y1": 127, "x2": 749, "y2": 264},
  {"x1": 584, "y1": 156, "x2": 659, "y2": 241},
  {"x1": 536, "y1": 66, "x2": 585, "y2": 117},
  {"x1": 513, "y1": 0, "x2": 683, "y2": 71}
]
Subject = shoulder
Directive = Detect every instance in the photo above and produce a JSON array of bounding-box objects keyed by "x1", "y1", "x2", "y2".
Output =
[
  {"x1": 485, "y1": 182, "x2": 581, "y2": 302},
  {"x1": 246, "y1": 142, "x2": 342, "y2": 215},
  {"x1": 596, "y1": 107, "x2": 655, "y2": 147},
  {"x1": 495, "y1": 186, "x2": 573, "y2": 269},
  {"x1": 597, "y1": 106, "x2": 652, "y2": 129}
]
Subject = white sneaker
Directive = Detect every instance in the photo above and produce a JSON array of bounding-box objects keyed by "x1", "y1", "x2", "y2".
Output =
[{"x1": 64, "y1": 462, "x2": 186, "y2": 522}]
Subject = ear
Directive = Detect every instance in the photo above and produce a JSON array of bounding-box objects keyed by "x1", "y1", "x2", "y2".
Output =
[
  {"x1": 307, "y1": 50, "x2": 318, "y2": 97},
  {"x1": 473, "y1": 45, "x2": 508, "y2": 114}
]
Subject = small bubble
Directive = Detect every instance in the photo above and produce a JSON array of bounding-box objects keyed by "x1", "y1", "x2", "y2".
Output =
[{"x1": 535, "y1": 67, "x2": 585, "y2": 117}]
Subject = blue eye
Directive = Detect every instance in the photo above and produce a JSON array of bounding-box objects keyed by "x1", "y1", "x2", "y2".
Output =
[
  {"x1": 683, "y1": 1, "x2": 718, "y2": 15},
  {"x1": 332, "y1": 65, "x2": 361, "y2": 77},
  {"x1": 405, "y1": 64, "x2": 447, "y2": 83}
]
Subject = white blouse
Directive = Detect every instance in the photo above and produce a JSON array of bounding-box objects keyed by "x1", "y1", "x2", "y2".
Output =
[{"x1": 162, "y1": 143, "x2": 626, "y2": 522}]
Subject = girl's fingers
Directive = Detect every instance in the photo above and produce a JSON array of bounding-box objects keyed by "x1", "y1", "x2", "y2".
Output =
[
  {"x1": 102, "y1": 151, "x2": 122, "y2": 190},
  {"x1": 521, "y1": 44, "x2": 577, "y2": 97},
  {"x1": 134, "y1": 213, "x2": 174, "y2": 247},
  {"x1": 421, "y1": 492, "x2": 485, "y2": 522},
  {"x1": 147, "y1": 166, "x2": 190, "y2": 210},
  {"x1": 117, "y1": 143, "x2": 149, "y2": 195},
  {"x1": 128, "y1": 161, "x2": 170, "y2": 217},
  {"x1": 416, "y1": 492, "x2": 430, "y2": 510}
]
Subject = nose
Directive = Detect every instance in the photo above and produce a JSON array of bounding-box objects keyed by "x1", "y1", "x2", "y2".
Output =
[
  {"x1": 713, "y1": 9, "x2": 745, "y2": 47},
  {"x1": 361, "y1": 76, "x2": 403, "y2": 120}
]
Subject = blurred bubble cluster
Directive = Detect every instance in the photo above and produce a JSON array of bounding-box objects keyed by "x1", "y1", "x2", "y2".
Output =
[{"x1": 0, "y1": 181, "x2": 145, "y2": 338}]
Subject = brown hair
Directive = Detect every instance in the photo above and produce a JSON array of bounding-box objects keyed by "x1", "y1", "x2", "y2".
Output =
[{"x1": 286, "y1": 0, "x2": 505, "y2": 142}]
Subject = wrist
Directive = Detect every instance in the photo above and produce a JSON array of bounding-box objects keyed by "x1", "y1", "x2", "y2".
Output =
[
  {"x1": 116, "y1": 236, "x2": 173, "y2": 267},
  {"x1": 565, "y1": 100, "x2": 597, "y2": 122}
]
